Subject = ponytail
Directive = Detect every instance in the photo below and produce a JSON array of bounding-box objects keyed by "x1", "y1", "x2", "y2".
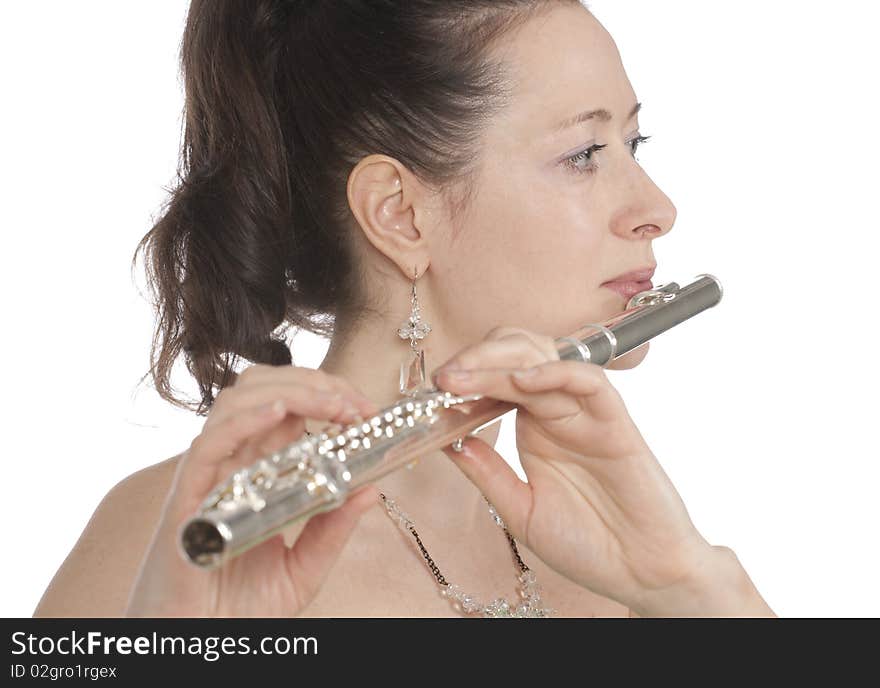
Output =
[
  {"x1": 133, "y1": 0, "x2": 300, "y2": 415},
  {"x1": 133, "y1": 0, "x2": 573, "y2": 415}
]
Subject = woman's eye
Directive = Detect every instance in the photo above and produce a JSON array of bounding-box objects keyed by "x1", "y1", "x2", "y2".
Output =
[
  {"x1": 562, "y1": 134, "x2": 652, "y2": 176},
  {"x1": 563, "y1": 143, "x2": 606, "y2": 176},
  {"x1": 629, "y1": 134, "x2": 651, "y2": 160}
]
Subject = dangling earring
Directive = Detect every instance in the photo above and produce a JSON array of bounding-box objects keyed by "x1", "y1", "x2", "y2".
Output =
[
  {"x1": 396, "y1": 265, "x2": 432, "y2": 470},
  {"x1": 397, "y1": 265, "x2": 432, "y2": 397}
]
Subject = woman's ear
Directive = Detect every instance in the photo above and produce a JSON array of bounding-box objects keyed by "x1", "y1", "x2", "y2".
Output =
[{"x1": 346, "y1": 154, "x2": 432, "y2": 279}]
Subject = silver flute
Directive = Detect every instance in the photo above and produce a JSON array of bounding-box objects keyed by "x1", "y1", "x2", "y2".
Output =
[{"x1": 180, "y1": 273, "x2": 723, "y2": 568}]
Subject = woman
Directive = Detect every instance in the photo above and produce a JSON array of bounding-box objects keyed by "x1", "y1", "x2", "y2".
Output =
[{"x1": 35, "y1": 0, "x2": 775, "y2": 618}]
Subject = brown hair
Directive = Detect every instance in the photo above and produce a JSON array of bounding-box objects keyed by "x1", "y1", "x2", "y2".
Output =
[{"x1": 132, "y1": 0, "x2": 578, "y2": 416}]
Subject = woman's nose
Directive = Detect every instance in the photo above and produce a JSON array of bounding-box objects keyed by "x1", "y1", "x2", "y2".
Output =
[
  {"x1": 611, "y1": 167, "x2": 677, "y2": 240},
  {"x1": 635, "y1": 224, "x2": 664, "y2": 238}
]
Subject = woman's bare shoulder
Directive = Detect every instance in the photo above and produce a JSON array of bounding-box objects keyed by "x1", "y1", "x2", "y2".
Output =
[{"x1": 33, "y1": 452, "x2": 183, "y2": 618}]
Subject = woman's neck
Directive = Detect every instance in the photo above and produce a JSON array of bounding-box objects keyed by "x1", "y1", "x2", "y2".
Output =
[{"x1": 307, "y1": 323, "x2": 505, "y2": 538}]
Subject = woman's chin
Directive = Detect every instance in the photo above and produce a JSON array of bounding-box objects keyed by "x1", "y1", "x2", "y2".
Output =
[{"x1": 605, "y1": 341, "x2": 649, "y2": 370}]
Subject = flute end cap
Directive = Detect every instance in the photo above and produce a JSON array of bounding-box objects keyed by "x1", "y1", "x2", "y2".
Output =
[{"x1": 180, "y1": 519, "x2": 226, "y2": 569}]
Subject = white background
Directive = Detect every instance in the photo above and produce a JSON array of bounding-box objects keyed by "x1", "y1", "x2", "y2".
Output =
[{"x1": 1, "y1": 1, "x2": 877, "y2": 617}]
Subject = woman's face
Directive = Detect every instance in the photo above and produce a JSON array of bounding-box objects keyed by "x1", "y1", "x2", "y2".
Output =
[{"x1": 430, "y1": 4, "x2": 676, "y2": 369}]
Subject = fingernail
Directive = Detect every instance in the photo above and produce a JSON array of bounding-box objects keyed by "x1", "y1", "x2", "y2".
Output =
[
  {"x1": 260, "y1": 399, "x2": 285, "y2": 415},
  {"x1": 445, "y1": 370, "x2": 471, "y2": 380},
  {"x1": 513, "y1": 367, "x2": 539, "y2": 378}
]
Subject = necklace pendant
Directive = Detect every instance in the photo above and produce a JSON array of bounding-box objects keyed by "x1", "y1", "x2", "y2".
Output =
[
  {"x1": 483, "y1": 598, "x2": 513, "y2": 617},
  {"x1": 483, "y1": 597, "x2": 555, "y2": 618},
  {"x1": 385, "y1": 485, "x2": 557, "y2": 619}
]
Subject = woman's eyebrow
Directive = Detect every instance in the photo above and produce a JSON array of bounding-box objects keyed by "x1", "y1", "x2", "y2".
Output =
[{"x1": 551, "y1": 101, "x2": 642, "y2": 134}]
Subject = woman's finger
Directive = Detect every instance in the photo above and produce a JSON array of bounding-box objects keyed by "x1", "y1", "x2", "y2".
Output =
[
  {"x1": 434, "y1": 363, "x2": 588, "y2": 422},
  {"x1": 173, "y1": 399, "x2": 291, "y2": 514},
  {"x1": 203, "y1": 385, "x2": 364, "y2": 430},
  {"x1": 509, "y1": 359, "x2": 625, "y2": 423},
  {"x1": 188, "y1": 399, "x2": 287, "y2": 466},
  {"x1": 231, "y1": 365, "x2": 378, "y2": 416},
  {"x1": 234, "y1": 401, "x2": 368, "y2": 471},
  {"x1": 435, "y1": 330, "x2": 556, "y2": 373},
  {"x1": 441, "y1": 437, "x2": 533, "y2": 543},
  {"x1": 284, "y1": 484, "x2": 381, "y2": 605}
]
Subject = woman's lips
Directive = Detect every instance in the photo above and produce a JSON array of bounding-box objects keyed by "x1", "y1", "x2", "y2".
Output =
[{"x1": 601, "y1": 280, "x2": 654, "y2": 299}]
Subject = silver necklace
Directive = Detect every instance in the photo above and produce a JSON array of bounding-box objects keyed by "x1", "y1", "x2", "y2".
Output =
[{"x1": 305, "y1": 429, "x2": 555, "y2": 618}]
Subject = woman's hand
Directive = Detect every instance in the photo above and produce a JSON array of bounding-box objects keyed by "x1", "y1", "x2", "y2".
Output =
[
  {"x1": 125, "y1": 365, "x2": 381, "y2": 617},
  {"x1": 432, "y1": 327, "x2": 751, "y2": 616}
]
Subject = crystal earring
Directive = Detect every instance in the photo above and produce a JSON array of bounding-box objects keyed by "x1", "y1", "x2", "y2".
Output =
[
  {"x1": 395, "y1": 266, "x2": 479, "y2": 457},
  {"x1": 397, "y1": 265, "x2": 432, "y2": 397},
  {"x1": 396, "y1": 265, "x2": 432, "y2": 470}
]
